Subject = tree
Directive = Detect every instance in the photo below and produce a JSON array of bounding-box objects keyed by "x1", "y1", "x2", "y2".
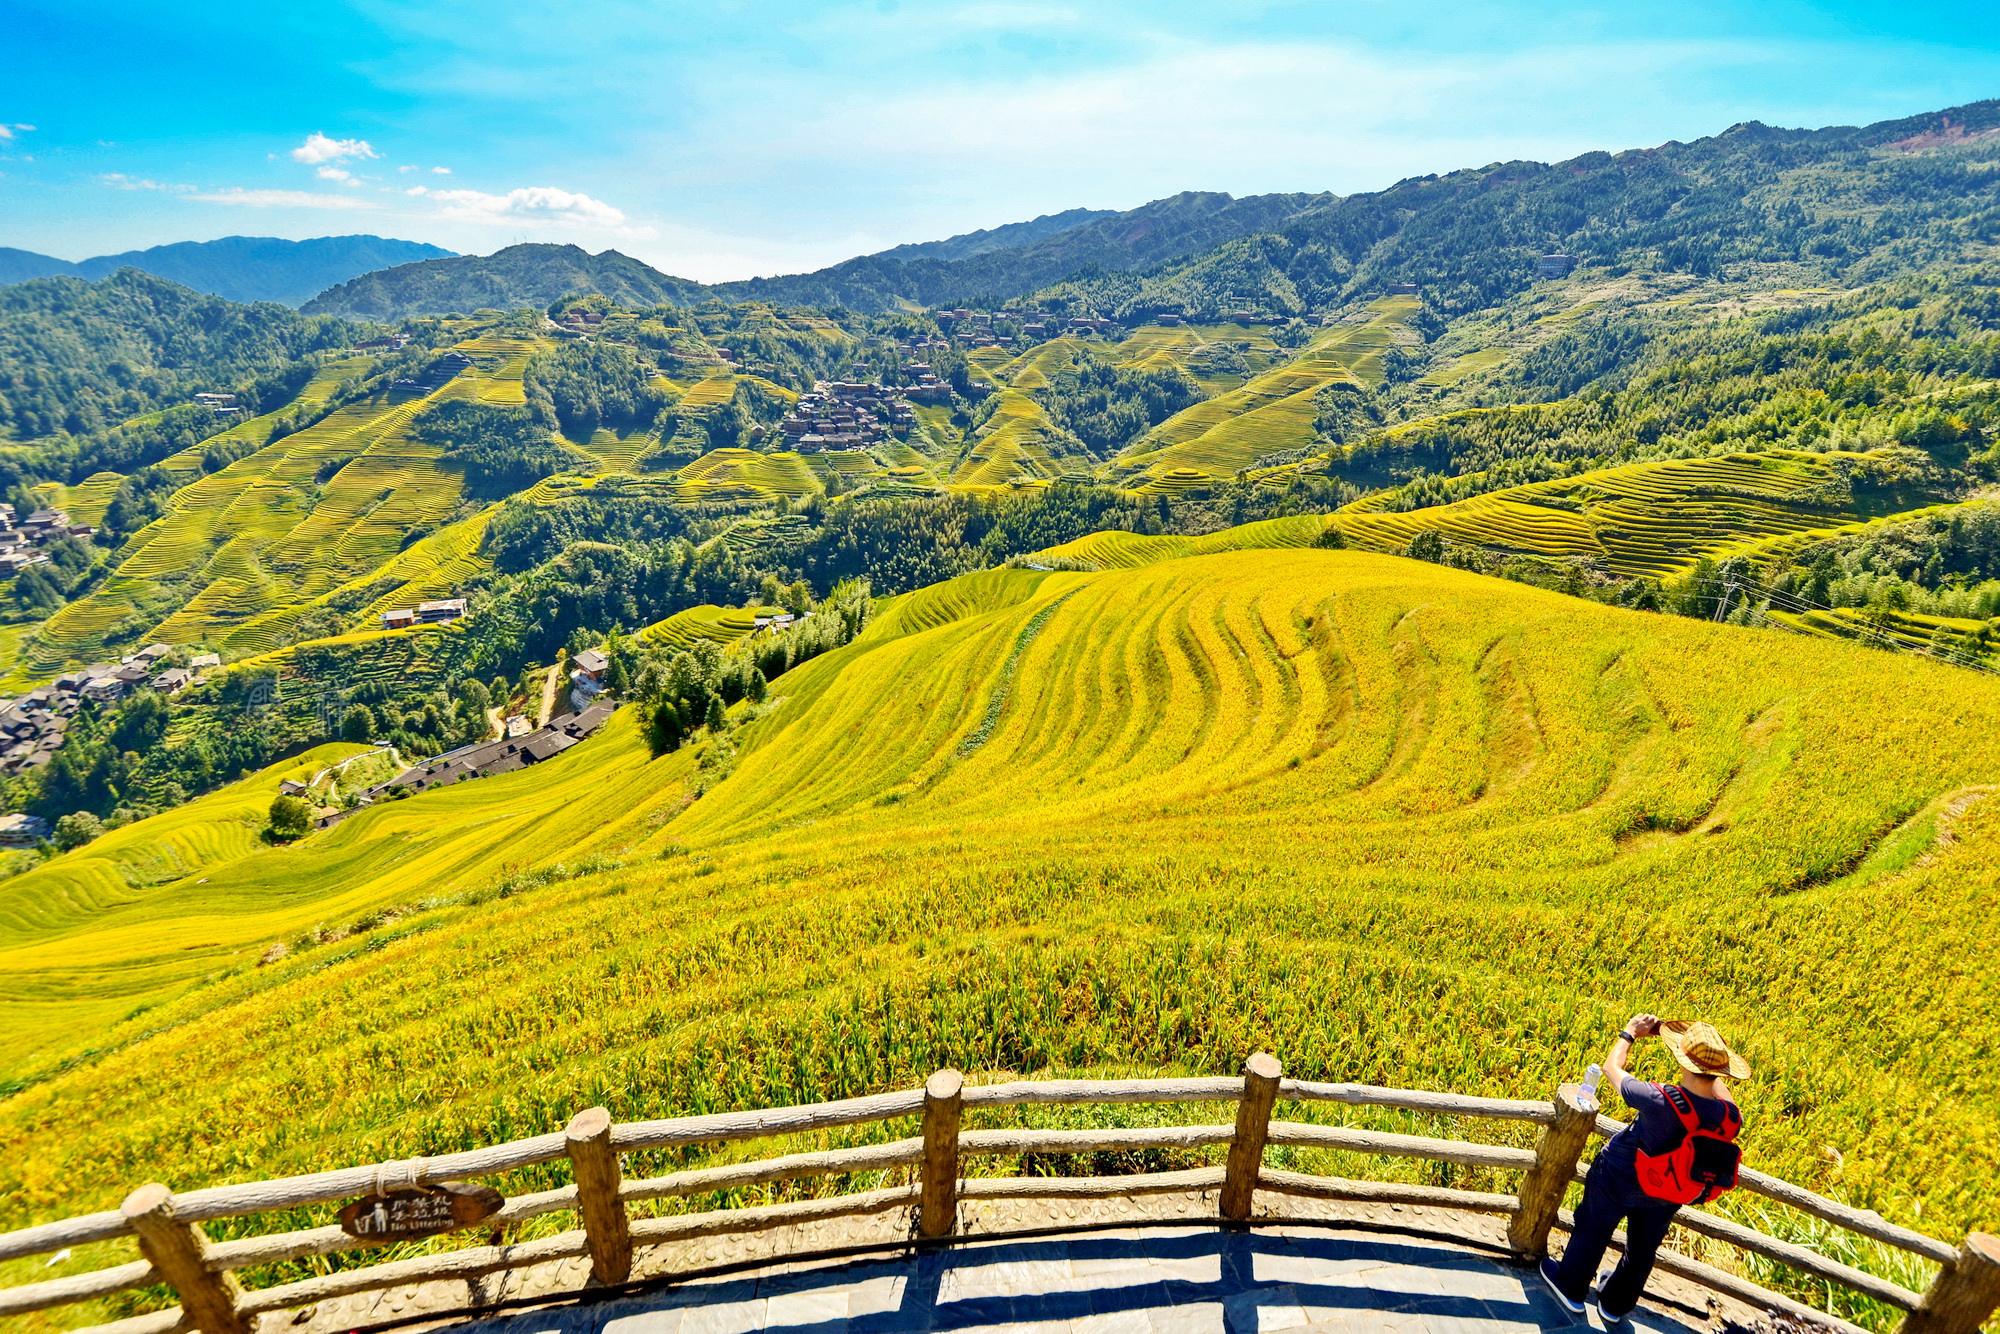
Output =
[
  {"x1": 339, "y1": 704, "x2": 377, "y2": 743},
  {"x1": 268, "y1": 795, "x2": 313, "y2": 841},
  {"x1": 52, "y1": 811, "x2": 104, "y2": 852}
]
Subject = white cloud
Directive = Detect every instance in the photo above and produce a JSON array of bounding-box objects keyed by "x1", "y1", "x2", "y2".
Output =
[
  {"x1": 430, "y1": 165, "x2": 452, "y2": 175},
  {"x1": 191, "y1": 187, "x2": 378, "y2": 211},
  {"x1": 316, "y1": 165, "x2": 353, "y2": 183},
  {"x1": 99, "y1": 172, "x2": 193, "y2": 193},
  {"x1": 397, "y1": 164, "x2": 416, "y2": 173},
  {"x1": 407, "y1": 184, "x2": 635, "y2": 231},
  {"x1": 290, "y1": 132, "x2": 378, "y2": 165}
]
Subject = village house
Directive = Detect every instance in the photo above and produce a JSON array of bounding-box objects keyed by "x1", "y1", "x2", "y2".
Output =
[
  {"x1": 381, "y1": 608, "x2": 416, "y2": 630},
  {"x1": 1535, "y1": 253, "x2": 1579, "y2": 279},
  {"x1": 415, "y1": 598, "x2": 467, "y2": 624},
  {"x1": 350, "y1": 701, "x2": 618, "y2": 812},
  {"x1": 189, "y1": 652, "x2": 221, "y2": 671},
  {"x1": 571, "y1": 648, "x2": 609, "y2": 687},
  {"x1": 0, "y1": 813, "x2": 51, "y2": 847},
  {"x1": 151, "y1": 667, "x2": 193, "y2": 694}
]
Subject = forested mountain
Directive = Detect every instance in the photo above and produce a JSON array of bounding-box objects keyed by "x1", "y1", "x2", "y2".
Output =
[
  {"x1": 299, "y1": 192, "x2": 1330, "y2": 319},
  {"x1": 302, "y1": 243, "x2": 709, "y2": 319},
  {"x1": 0, "y1": 269, "x2": 356, "y2": 439},
  {"x1": 0, "y1": 235, "x2": 451, "y2": 305},
  {"x1": 718, "y1": 190, "x2": 1332, "y2": 311},
  {"x1": 1042, "y1": 101, "x2": 2000, "y2": 319}
]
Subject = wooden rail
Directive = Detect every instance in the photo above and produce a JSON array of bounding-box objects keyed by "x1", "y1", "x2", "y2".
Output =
[{"x1": 0, "y1": 1054, "x2": 1991, "y2": 1334}]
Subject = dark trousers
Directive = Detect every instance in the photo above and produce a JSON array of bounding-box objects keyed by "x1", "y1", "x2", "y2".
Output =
[{"x1": 1552, "y1": 1153, "x2": 1680, "y2": 1315}]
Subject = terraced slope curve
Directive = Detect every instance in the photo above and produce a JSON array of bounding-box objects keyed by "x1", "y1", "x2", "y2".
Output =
[
  {"x1": 3, "y1": 550, "x2": 1997, "y2": 1321},
  {"x1": 1117, "y1": 298, "x2": 1419, "y2": 484}
]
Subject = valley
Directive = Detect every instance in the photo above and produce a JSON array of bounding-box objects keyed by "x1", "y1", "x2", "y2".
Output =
[{"x1": 3, "y1": 93, "x2": 2000, "y2": 1334}]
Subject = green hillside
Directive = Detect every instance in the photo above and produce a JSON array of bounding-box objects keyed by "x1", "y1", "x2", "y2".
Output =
[{"x1": 3, "y1": 547, "x2": 1997, "y2": 1329}]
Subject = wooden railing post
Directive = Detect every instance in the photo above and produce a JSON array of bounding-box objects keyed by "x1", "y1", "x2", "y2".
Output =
[
  {"x1": 1899, "y1": 1233, "x2": 2000, "y2": 1334},
  {"x1": 1222, "y1": 1051, "x2": 1282, "y2": 1222},
  {"x1": 919, "y1": 1069, "x2": 964, "y2": 1238},
  {"x1": 1508, "y1": 1083, "x2": 1596, "y2": 1256},
  {"x1": 120, "y1": 1184, "x2": 247, "y2": 1334},
  {"x1": 566, "y1": 1107, "x2": 633, "y2": 1285}
]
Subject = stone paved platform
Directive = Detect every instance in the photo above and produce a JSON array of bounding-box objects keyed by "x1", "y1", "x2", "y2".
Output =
[{"x1": 440, "y1": 1225, "x2": 1705, "y2": 1333}]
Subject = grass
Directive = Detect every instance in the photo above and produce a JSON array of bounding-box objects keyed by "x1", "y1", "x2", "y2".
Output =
[{"x1": 1, "y1": 547, "x2": 1996, "y2": 1330}]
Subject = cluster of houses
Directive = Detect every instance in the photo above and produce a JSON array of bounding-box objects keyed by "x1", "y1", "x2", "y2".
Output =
[
  {"x1": 0, "y1": 644, "x2": 217, "y2": 779},
  {"x1": 1, "y1": 505, "x2": 93, "y2": 576},
  {"x1": 392, "y1": 350, "x2": 473, "y2": 394},
  {"x1": 380, "y1": 599, "x2": 468, "y2": 631},
  {"x1": 552, "y1": 308, "x2": 607, "y2": 335},
  {"x1": 355, "y1": 332, "x2": 412, "y2": 354},
  {"x1": 775, "y1": 380, "x2": 920, "y2": 452},
  {"x1": 193, "y1": 391, "x2": 245, "y2": 421},
  {"x1": 314, "y1": 700, "x2": 618, "y2": 827}
]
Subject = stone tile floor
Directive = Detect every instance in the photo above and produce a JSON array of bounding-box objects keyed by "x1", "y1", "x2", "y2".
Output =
[{"x1": 443, "y1": 1225, "x2": 1702, "y2": 1334}]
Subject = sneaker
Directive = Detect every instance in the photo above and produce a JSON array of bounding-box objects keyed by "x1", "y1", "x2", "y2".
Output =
[
  {"x1": 1593, "y1": 1295, "x2": 1634, "y2": 1327},
  {"x1": 1539, "y1": 1258, "x2": 1585, "y2": 1315}
]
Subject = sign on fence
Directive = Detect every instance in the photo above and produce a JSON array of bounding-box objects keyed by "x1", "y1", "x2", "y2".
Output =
[{"x1": 337, "y1": 1183, "x2": 504, "y2": 1241}]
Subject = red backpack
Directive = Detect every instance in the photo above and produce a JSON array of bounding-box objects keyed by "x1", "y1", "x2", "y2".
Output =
[{"x1": 1633, "y1": 1083, "x2": 1742, "y2": 1205}]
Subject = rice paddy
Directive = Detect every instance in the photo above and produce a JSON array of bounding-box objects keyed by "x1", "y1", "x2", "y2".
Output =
[
  {"x1": 1117, "y1": 299, "x2": 1418, "y2": 483},
  {"x1": 3, "y1": 546, "x2": 1997, "y2": 1332},
  {"x1": 1328, "y1": 449, "x2": 1935, "y2": 578}
]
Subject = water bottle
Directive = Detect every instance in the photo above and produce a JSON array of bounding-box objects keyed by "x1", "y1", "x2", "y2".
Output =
[{"x1": 1580, "y1": 1062, "x2": 1604, "y2": 1112}]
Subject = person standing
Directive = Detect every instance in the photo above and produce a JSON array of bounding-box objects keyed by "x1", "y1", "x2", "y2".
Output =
[{"x1": 1541, "y1": 1014, "x2": 1750, "y2": 1325}]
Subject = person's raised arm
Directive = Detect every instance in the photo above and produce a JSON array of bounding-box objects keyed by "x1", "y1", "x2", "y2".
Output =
[{"x1": 1608, "y1": 1012, "x2": 1660, "y2": 1098}]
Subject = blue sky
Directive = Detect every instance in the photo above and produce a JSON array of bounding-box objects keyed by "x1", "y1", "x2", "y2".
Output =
[{"x1": 2, "y1": 1, "x2": 1996, "y2": 282}]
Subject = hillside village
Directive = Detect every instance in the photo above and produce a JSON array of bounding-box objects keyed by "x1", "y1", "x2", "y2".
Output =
[
  {"x1": 0, "y1": 503, "x2": 92, "y2": 576},
  {"x1": 0, "y1": 642, "x2": 216, "y2": 786}
]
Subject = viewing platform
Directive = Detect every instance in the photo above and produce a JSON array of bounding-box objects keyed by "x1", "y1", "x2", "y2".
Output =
[
  {"x1": 4, "y1": 1055, "x2": 1995, "y2": 1334},
  {"x1": 296, "y1": 1210, "x2": 1708, "y2": 1334}
]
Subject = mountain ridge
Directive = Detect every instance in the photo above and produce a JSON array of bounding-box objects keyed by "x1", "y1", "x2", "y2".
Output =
[{"x1": 0, "y1": 235, "x2": 454, "y2": 306}]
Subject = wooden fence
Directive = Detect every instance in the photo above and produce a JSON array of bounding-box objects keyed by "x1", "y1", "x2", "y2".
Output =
[{"x1": 1, "y1": 1055, "x2": 1994, "y2": 1334}]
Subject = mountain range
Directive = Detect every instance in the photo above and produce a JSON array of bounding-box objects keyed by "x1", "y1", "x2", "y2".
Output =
[
  {"x1": 297, "y1": 98, "x2": 2000, "y2": 322},
  {"x1": 0, "y1": 234, "x2": 453, "y2": 306}
]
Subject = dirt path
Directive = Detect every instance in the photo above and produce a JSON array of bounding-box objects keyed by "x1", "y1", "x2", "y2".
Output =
[{"x1": 535, "y1": 662, "x2": 561, "y2": 725}]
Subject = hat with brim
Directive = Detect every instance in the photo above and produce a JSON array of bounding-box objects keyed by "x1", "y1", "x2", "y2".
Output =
[{"x1": 1661, "y1": 1020, "x2": 1751, "y2": 1080}]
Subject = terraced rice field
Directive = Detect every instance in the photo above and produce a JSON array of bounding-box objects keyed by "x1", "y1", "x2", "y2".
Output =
[
  {"x1": 1030, "y1": 513, "x2": 1333, "y2": 569},
  {"x1": 1108, "y1": 322, "x2": 1289, "y2": 392},
  {"x1": 4, "y1": 549, "x2": 1998, "y2": 1330},
  {"x1": 637, "y1": 603, "x2": 768, "y2": 648},
  {"x1": 1330, "y1": 449, "x2": 1920, "y2": 578},
  {"x1": 15, "y1": 339, "x2": 511, "y2": 672},
  {"x1": 952, "y1": 389, "x2": 1078, "y2": 488},
  {"x1": 1119, "y1": 299, "x2": 1419, "y2": 482},
  {"x1": 676, "y1": 373, "x2": 742, "y2": 408},
  {"x1": 673, "y1": 447, "x2": 821, "y2": 503},
  {"x1": 1771, "y1": 605, "x2": 2000, "y2": 664},
  {"x1": 0, "y1": 743, "x2": 364, "y2": 1062}
]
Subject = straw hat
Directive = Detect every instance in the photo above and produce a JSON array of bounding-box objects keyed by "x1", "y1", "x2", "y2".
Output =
[{"x1": 1661, "y1": 1020, "x2": 1751, "y2": 1080}]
